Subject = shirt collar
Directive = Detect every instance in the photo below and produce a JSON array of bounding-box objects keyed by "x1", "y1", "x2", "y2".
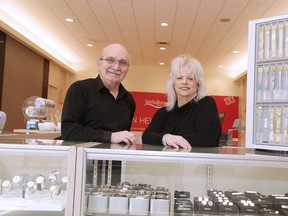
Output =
[{"x1": 95, "y1": 75, "x2": 128, "y2": 98}]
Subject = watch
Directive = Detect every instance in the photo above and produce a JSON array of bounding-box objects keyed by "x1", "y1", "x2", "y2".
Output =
[
  {"x1": 12, "y1": 175, "x2": 22, "y2": 188},
  {"x1": 61, "y1": 176, "x2": 68, "y2": 184},
  {"x1": 27, "y1": 181, "x2": 36, "y2": 193},
  {"x1": 35, "y1": 175, "x2": 45, "y2": 191},
  {"x1": 48, "y1": 170, "x2": 59, "y2": 183},
  {"x1": 50, "y1": 182, "x2": 62, "y2": 199},
  {"x1": 2, "y1": 180, "x2": 12, "y2": 192}
]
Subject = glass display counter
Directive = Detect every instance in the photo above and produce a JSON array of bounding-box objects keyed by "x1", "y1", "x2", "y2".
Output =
[
  {"x1": 0, "y1": 138, "x2": 79, "y2": 216},
  {"x1": 74, "y1": 143, "x2": 288, "y2": 216},
  {"x1": 1, "y1": 137, "x2": 287, "y2": 215}
]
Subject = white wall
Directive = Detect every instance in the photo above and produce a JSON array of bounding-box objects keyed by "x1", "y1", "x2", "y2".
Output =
[
  {"x1": 48, "y1": 62, "x2": 75, "y2": 111},
  {"x1": 123, "y1": 65, "x2": 170, "y2": 93},
  {"x1": 72, "y1": 64, "x2": 242, "y2": 97},
  {"x1": 205, "y1": 71, "x2": 242, "y2": 96}
]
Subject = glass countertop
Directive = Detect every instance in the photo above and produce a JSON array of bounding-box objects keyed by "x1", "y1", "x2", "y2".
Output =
[
  {"x1": 0, "y1": 134, "x2": 287, "y2": 166},
  {"x1": 76, "y1": 142, "x2": 288, "y2": 168},
  {"x1": 83, "y1": 142, "x2": 287, "y2": 157}
]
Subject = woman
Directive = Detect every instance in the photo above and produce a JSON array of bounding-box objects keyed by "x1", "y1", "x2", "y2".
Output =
[{"x1": 142, "y1": 54, "x2": 221, "y2": 149}]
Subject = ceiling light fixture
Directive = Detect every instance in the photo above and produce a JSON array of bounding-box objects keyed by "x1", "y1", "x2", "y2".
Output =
[
  {"x1": 65, "y1": 18, "x2": 74, "y2": 23},
  {"x1": 159, "y1": 62, "x2": 165, "y2": 65},
  {"x1": 87, "y1": 43, "x2": 93, "y2": 47},
  {"x1": 160, "y1": 47, "x2": 166, "y2": 50},
  {"x1": 218, "y1": 65, "x2": 223, "y2": 68},
  {"x1": 232, "y1": 50, "x2": 239, "y2": 54},
  {"x1": 160, "y1": 22, "x2": 168, "y2": 27}
]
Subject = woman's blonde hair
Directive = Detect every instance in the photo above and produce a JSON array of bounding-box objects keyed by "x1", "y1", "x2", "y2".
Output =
[{"x1": 166, "y1": 54, "x2": 208, "y2": 111}]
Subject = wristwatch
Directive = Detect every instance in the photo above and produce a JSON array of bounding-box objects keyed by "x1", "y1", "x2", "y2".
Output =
[
  {"x1": 35, "y1": 175, "x2": 45, "y2": 191},
  {"x1": 27, "y1": 181, "x2": 37, "y2": 193},
  {"x1": 50, "y1": 182, "x2": 62, "y2": 199},
  {"x1": 48, "y1": 170, "x2": 59, "y2": 183},
  {"x1": 61, "y1": 176, "x2": 68, "y2": 184},
  {"x1": 12, "y1": 175, "x2": 22, "y2": 189},
  {"x1": 2, "y1": 180, "x2": 12, "y2": 192}
]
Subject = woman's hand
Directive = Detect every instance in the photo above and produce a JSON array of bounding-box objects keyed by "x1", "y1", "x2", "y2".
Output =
[{"x1": 162, "y1": 134, "x2": 191, "y2": 149}]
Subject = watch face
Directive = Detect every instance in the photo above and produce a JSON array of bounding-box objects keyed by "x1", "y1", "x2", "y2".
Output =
[
  {"x1": 12, "y1": 175, "x2": 21, "y2": 184},
  {"x1": 48, "y1": 170, "x2": 59, "y2": 182},
  {"x1": 49, "y1": 174, "x2": 57, "y2": 182},
  {"x1": 2, "y1": 180, "x2": 11, "y2": 187},
  {"x1": 27, "y1": 181, "x2": 34, "y2": 188},
  {"x1": 61, "y1": 176, "x2": 68, "y2": 183},
  {"x1": 2, "y1": 180, "x2": 12, "y2": 192},
  {"x1": 50, "y1": 185, "x2": 56, "y2": 191},
  {"x1": 36, "y1": 176, "x2": 45, "y2": 184}
]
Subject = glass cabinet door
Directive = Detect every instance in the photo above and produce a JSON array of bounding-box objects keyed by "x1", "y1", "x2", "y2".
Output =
[
  {"x1": 74, "y1": 143, "x2": 288, "y2": 216},
  {"x1": 0, "y1": 139, "x2": 77, "y2": 216}
]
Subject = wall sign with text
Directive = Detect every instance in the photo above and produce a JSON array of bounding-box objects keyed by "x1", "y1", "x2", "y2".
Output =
[{"x1": 131, "y1": 92, "x2": 239, "y2": 134}]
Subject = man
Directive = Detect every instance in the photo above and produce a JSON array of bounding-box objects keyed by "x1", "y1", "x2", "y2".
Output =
[
  {"x1": 61, "y1": 43, "x2": 136, "y2": 144},
  {"x1": 61, "y1": 43, "x2": 136, "y2": 185}
]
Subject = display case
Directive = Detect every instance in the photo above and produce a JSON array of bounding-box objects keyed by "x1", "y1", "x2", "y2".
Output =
[
  {"x1": 0, "y1": 138, "x2": 78, "y2": 216},
  {"x1": 246, "y1": 13, "x2": 288, "y2": 151},
  {"x1": 73, "y1": 143, "x2": 288, "y2": 216}
]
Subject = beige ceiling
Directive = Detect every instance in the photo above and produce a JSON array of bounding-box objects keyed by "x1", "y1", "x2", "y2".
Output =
[{"x1": 1, "y1": 0, "x2": 288, "y2": 77}]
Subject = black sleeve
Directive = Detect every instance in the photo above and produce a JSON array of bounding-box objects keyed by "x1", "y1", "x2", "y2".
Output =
[
  {"x1": 142, "y1": 108, "x2": 168, "y2": 145},
  {"x1": 61, "y1": 82, "x2": 112, "y2": 142},
  {"x1": 183, "y1": 96, "x2": 221, "y2": 147}
]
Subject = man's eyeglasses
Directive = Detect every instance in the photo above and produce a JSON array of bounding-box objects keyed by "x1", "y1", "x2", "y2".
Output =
[{"x1": 100, "y1": 57, "x2": 129, "y2": 67}]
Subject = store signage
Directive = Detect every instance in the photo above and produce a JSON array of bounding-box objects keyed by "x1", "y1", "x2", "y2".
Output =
[{"x1": 130, "y1": 92, "x2": 239, "y2": 135}]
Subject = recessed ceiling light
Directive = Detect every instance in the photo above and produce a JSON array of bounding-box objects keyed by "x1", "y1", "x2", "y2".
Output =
[
  {"x1": 65, "y1": 18, "x2": 74, "y2": 22},
  {"x1": 160, "y1": 22, "x2": 168, "y2": 27},
  {"x1": 159, "y1": 62, "x2": 165, "y2": 65},
  {"x1": 232, "y1": 50, "x2": 239, "y2": 54},
  {"x1": 218, "y1": 65, "x2": 223, "y2": 68},
  {"x1": 87, "y1": 44, "x2": 93, "y2": 47},
  {"x1": 160, "y1": 47, "x2": 166, "y2": 50}
]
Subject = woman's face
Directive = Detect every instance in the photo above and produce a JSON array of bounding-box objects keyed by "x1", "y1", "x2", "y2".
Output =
[{"x1": 174, "y1": 70, "x2": 199, "y2": 101}]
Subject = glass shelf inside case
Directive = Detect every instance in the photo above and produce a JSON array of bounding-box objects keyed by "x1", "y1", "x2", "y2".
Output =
[
  {"x1": 74, "y1": 143, "x2": 288, "y2": 216},
  {"x1": 0, "y1": 138, "x2": 77, "y2": 216}
]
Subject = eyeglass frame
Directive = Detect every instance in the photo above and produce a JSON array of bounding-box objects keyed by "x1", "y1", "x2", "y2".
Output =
[{"x1": 99, "y1": 57, "x2": 130, "y2": 67}]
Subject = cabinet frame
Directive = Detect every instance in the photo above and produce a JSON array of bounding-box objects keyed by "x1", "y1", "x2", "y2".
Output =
[
  {"x1": 73, "y1": 143, "x2": 288, "y2": 216},
  {"x1": 246, "y1": 13, "x2": 288, "y2": 151}
]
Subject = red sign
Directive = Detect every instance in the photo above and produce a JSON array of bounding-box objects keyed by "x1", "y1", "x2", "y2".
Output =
[
  {"x1": 131, "y1": 92, "x2": 167, "y2": 132},
  {"x1": 213, "y1": 96, "x2": 239, "y2": 134},
  {"x1": 131, "y1": 92, "x2": 239, "y2": 135}
]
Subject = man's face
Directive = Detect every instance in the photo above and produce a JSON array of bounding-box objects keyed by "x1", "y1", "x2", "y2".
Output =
[{"x1": 98, "y1": 44, "x2": 130, "y2": 86}]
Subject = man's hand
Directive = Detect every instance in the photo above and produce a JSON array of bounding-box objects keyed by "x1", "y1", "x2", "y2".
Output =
[{"x1": 111, "y1": 131, "x2": 136, "y2": 145}]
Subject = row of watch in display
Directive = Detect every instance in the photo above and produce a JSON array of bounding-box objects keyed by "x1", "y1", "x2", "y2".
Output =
[
  {"x1": 193, "y1": 189, "x2": 288, "y2": 215},
  {"x1": 255, "y1": 105, "x2": 288, "y2": 145},
  {"x1": 0, "y1": 170, "x2": 68, "y2": 200},
  {"x1": 85, "y1": 182, "x2": 170, "y2": 215},
  {"x1": 256, "y1": 19, "x2": 288, "y2": 61},
  {"x1": 84, "y1": 182, "x2": 288, "y2": 215},
  {"x1": 256, "y1": 63, "x2": 288, "y2": 102}
]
